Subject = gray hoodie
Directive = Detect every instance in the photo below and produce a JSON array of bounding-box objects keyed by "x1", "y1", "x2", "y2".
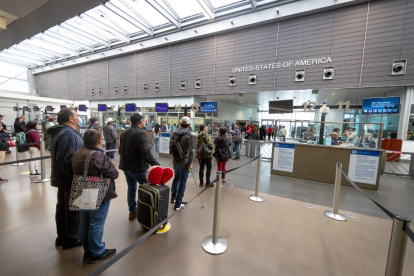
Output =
[{"x1": 170, "y1": 127, "x2": 194, "y2": 167}]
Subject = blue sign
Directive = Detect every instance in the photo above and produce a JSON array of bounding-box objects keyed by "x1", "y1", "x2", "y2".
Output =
[
  {"x1": 362, "y1": 97, "x2": 400, "y2": 114},
  {"x1": 155, "y1": 103, "x2": 168, "y2": 112},
  {"x1": 200, "y1": 102, "x2": 217, "y2": 113},
  {"x1": 160, "y1": 133, "x2": 170, "y2": 137},
  {"x1": 274, "y1": 143, "x2": 295, "y2": 149},
  {"x1": 350, "y1": 149, "x2": 380, "y2": 157}
]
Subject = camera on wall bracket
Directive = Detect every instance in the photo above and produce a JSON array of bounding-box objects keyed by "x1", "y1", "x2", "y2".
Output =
[
  {"x1": 155, "y1": 83, "x2": 160, "y2": 92},
  {"x1": 295, "y1": 70, "x2": 305, "y2": 82},
  {"x1": 115, "y1": 87, "x2": 119, "y2": 94},
  {"x1": 91, "y1": 88, "x2": 95, "y2": 96},
  {"x1": 391, "y1": 60, "x2": 407, "y2": 76},
  {"x1": 99, "y1": 88, "x2": 102, "y2": 95},
  {"x1": 229, "y1": 76, "x2": 236, "y2": 86},
  {"x1": 323, "y1": 67, "x2": 334, "y2": 80},
  {"x1": 181, "y1": 81, "x2": 186, "y2": 90},
  {"x1": 249, "y1": 74, "x2": 257, "y2": 85},
  {"x1": 144, "y1": 84, "x2": 148, "y2": 93},
  {"x1": 124, "y1": 86, "x2": 128, "y2": 94},
  {"x1": 195, "y1": 79, "x2": 201, "y2": 89}
]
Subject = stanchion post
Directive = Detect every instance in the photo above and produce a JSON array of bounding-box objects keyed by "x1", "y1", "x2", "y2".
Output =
[
  {"x1": 152, "y1": 143, "x2": 155, "y2": 157},
  {"x1": 201, "y1": 172, "x2": 228, "y2": 254},
  {"x1": 324, "y1": 162, "x2": 347, "y2": 221},
  {"x1": 385, "y1": 215, "x2": 410, "y2": 276},
  {"x1": 249, "y1": 155, "x2": 265, "y2": 202},
  {"x1": 11, "y1": 145, "x2": 25, "y2": 166},
  {"x1": 34, "y1": 141, "x2": 51, "y2": 183}
]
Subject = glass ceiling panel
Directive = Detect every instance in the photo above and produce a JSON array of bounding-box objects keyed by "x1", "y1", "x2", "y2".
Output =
[
  {"x1": 125, "y1": 0, "x2": 170, "y2": 27},
  {"x1": 0, "y1": 77, "x2": 8, "y2": 83},
  {"x1": 66, "y1": 18, "x2": 115, "y2": 42},
  {"x1": 0, "y1": 79, "x2": 29, "y2": 93},
  {"x1": 49, "y1": 26, "x2": 98, "y2": 47},
  {"x1": 164, "y1": 0, "x2": 204, "y2": 20},
  {"x1": 0, "y1": 61, "x2": 28, "y2": 77},
  {"x1": 99, "y1": 8, "x2": 140, "y2": 34},
  {"x1": 36, "y1": 34, "x2": 80, "y2": 51},
  {"x1": 25, "y1": 39, "x2": 71, "y2": 56},
  {"x1": 210, "y1": 0, "x2": 247, "y2": 9}
]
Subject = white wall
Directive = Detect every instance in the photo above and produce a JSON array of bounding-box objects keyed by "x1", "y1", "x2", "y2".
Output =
[{"x1": 204, "y1": 101, "x2": 253, "y2": 121}]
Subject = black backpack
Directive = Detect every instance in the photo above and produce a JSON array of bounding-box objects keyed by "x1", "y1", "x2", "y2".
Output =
[
  {"x1": 170, "y1": 134, "x2": 187, "y2": 160},
  {"x1": 214, "y1": 138, "x2": 231, "y2": 162}
]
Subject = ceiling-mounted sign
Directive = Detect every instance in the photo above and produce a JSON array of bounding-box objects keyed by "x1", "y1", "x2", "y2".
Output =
[{"x1": 232, "y1": 57, "x2": 332, "y2": 73}]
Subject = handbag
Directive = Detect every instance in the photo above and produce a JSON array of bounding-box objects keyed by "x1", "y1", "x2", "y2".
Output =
[
  {"x1": 199, "y1": 140, "x2": 212, "y2": 157},
  {"x1": 69, "y1": 151, "x2": 111, "y2": 211},
  {"x1": 7, "y1": 138, "x2": 14, "y2": 147}
]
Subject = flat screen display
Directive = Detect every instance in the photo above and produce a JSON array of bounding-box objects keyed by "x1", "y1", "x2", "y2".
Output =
[
  {"x1": 33, "y1": 106, "x2": 39, "y2": 112},
  {"x1": 60, "y1": 105, "x2": 67, "y2": 110},
  {"x1": 46, "y1": 106, "x2": 53, "y2": 112},
  {"x1": 155, "y1": 103, "x2": 168, "y2": 112},
  {"x1": 78, "y1": 104, "x2": 87, "y2": 112},
  {"x1": 200, "y1": 102, "x2": 217, "y2": 113},
  {"x1": 269, "y1": 100, "x2": 294, "y2": 114},
  {"x1": 362, "y1": 97, "x2": 400, "y2": 114},
  {"x1": 97, "y1": 104, "x2": 107, "y2": 112},
  {"x1": 125, "y1": 103, "x2": 136, "y2": 112},
  {"x1": 23, "y1": 106, "x2": 29, "y2": 112}
]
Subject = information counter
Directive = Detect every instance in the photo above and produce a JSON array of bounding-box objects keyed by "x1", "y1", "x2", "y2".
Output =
[{"x1": 271, "y1": 142, "x2": 384, "y2": 191}]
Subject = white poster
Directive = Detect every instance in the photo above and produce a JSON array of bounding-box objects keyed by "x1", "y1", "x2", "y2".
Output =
[
  {"x1": 272, "y1": 143, "x2": 295, "y2": 172},
  {"x1": 159, "y1": 133, "x2": 170, "y2": 154},
  {"x1": 348, "y1": 149, "x2": 380, "y2": 185}
]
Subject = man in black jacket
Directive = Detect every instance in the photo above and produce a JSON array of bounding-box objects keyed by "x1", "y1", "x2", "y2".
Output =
[
  {"x1": 119, "y1": 113, "x2": 160, "y2": 220},
  {"x1": 47, "y1": 108, "x2": 83, "y2": 250}
]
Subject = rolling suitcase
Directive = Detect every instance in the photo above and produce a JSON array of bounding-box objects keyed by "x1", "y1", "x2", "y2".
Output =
[{"x1": 137, "y1": 184, "x2": 170, "y2": 231}]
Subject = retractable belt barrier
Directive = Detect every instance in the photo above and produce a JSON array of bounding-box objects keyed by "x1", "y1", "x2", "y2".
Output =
[{"x1": 89, "y1": 155, "x2": 260, "y2": 276}]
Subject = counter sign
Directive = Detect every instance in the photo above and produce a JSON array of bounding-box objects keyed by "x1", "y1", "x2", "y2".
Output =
[
  {"x1": 348, "y1": 150, "x2": 380, "y2": 185},
  {"x1": 273, "y1": 143, "x2": 295, "y2": 172}
]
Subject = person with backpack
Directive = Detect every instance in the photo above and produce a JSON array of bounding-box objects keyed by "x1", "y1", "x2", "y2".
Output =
[
  {"x1": 195, "y1": 124, "x2": 214, "y2": 187},
  {"x1": 232, "y1": 124, "x2": 242, "y2": 161},
  {"x1": 119, "y1": 114, "x2": 160, "y2": 220},
  {"x1": 0, "y1": 123, "x2": 10, "y2": 183},
  {"x1": 14, "y1": 117, "x2": 25, "y2": 133},
  {"x1": 24, "y1": 121, "x2": 41, "y2": 177},
  {"x1": 152, "y1": 123, "x2": 160, "y2": 152},
  {"x1": 103, "y1": 118, "x2": 117, "y2": 160},
  {"x1": 214, "y1": 127, "x2": 232, "y2": 183},
  {"x1": 169, "y1": 116, "x2": 194, "y2": 210}
]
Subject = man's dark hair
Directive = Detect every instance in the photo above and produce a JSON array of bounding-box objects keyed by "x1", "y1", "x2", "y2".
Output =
[
  {"x1": 333, "y1": 128, "x2": 340, "y2": 132},
  {"x1": 219, "y1": 127, "x2": 226, "y2": 135},
  {"x1": 26, "y1": 121, "x2": 38, "y2": 130},
  {"x1": 181, "y1": 122, "x2": 189, "y2": 128},
  {"x1": 130, "y1": 114, "x2": 142, "y2": 126},
  {"x1": 89, "y1": 117, "x2": 98, "y2": 124},
  {"x1": 83, "y1": 129, "x2": 101, "y2": 147},
  {"x1": 199, "y1": 124, "x2": 205, "y2": 132},
  {"x1": 57, "y1": 108, "x2": 75, "y2": 124}
]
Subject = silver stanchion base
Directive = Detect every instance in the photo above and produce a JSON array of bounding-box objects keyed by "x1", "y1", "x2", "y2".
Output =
[
  {"x1": 11, "y1": 163, "x2": 25, "y2": 166},
  {"x1": 202, "y1": 235, "x2": 228, "y2": 255},
  {"x1": 324, "y1": 211, "x2": 347, "y2": 221},
  {"x1": 33, "y1": 178, "x2": 51, "y2": 183},
  {"x1": 249, "y1": 195, "x2": 265, "y2": 202}
]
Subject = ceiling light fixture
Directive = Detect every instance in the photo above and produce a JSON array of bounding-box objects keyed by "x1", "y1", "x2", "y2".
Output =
[{"x1": 196, "y1": 0, "x2": 215, "y2": 20}]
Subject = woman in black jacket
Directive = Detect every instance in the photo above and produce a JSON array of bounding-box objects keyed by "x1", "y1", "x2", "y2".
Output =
[
  {"x1": 72, "y1": 129, "x2": 119, "y2": 264},
  {"x1": 13, "y1": 117, "x2": 25, "y2": 133},
  {"x1": 214, "y1": 127, "x2": 231, "y2": 183},
  {"x1": 0, "y1": 123, "x2": 9, "y2": 183}
]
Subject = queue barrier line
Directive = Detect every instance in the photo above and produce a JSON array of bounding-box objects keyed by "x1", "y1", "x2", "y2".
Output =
[
  {"x1": 0, "y1": 156, "x2": 51, "y2": 166},
  {"x1": 90, "y1": 156, "x2": 259, "y2": 276}
]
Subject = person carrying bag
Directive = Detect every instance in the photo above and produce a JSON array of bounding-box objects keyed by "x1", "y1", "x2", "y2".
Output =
[
  {"x1": 195, "y1": 124, "x2": 214, "y2": 187},
  {"x1": 70, "y1": 129, "x2": 119, "y2": 264}
]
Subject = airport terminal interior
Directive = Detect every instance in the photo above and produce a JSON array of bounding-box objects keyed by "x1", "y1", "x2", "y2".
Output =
[{"x1": 1, "y1": 0, "x2": 414, "y2": 275}]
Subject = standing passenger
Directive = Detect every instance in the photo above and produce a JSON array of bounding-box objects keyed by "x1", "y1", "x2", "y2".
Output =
[
  {"x1": 152, "y1": 123, "x2": 160, "y2": 152},
  {"x1": 25, "y1": 121, "x2": 41, "y2": 176},
  {"x1": 119, "y1": 114, "x2": 160, "y2": 220},
  {"x1": 103, "y1": 118, "x2": 117, "y2": 160},
  {"x1": 195, "y1": 124, "x2": 214, "y2": 187},
  {"x1": 47, "y1": 108, "x2": 83, "y2": 249},
  {"x1": 0, "y1": 123, "x2": 9, "y2": 182},
  {"x1": 232, "y1": 124, "x2": 241, "y2": 160},
  {"x1": 214, "y1": 127, "x2": 231, "y2": 183},
  {"x1": 267, "y1": 125, "x2": 273, "y2": 141},
  {"x1": 42, "y1": 114, "x2": 51, "y2": 150}
]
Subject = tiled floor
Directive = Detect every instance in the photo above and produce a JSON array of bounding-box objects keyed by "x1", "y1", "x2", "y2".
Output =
[{"x1": 0, "y1": 149, "x2": 413, "y2": 276}]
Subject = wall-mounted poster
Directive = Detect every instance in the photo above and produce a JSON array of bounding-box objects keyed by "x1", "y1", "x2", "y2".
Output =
[
  {"x1": 159, "y1": 133, "x2": 170, "y2": 154},
  {"x1": 348, "y1": 149, "x2": 379, "y2": 185},
  {"x1": 272, "y1": 143, "x2": 295, "y2": 172}
]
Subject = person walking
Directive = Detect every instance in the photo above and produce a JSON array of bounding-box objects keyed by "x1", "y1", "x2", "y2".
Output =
[
  {"x1": 0, "y1": 123, "x2": 10, "y2": 183},
  {"x1": 232, "y1": 124, "x2": 242, "y2": 160},
  {"x1": 260, "y1": 125, "x2": 266, "y2": 140},
  {"x1": 162, "y1": 121, "x2": 169, "y2": 132},
  {"x1": 267, "y1": 125, "x2": 273, "y2": 141},
  {"x1": 25, "y1": 121, "x2": 41, "y2": 177},
  {"x1": 103, "y1": 118, "x2": 117, "y2": 160},
  {"x1": 279, "y1": 126, "x2": 287, "y2": 141},
  {"x1": 72, "y1": 129, "x2": 118, "y2": 264},
  {"x1": 119, "y1": 114, "x2": 160, "y2": 220},
  {"x1": 170, "y1": 116, "x2": 194, "y2": 210},
  {"x1": 195, "y1": 124, "x2": 213, "y2": 187},
  {"x1": 152, "y1": 123, "x2": 160, "y2": 152},
  {"x1": 214, "y1": 127, "x2": 231, "y2": 183},
  {"x1": 47, "y1": 108, "x2": 83, "y2": 249}
]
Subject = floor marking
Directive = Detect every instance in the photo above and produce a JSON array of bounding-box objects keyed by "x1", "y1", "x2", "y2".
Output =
[{"x1": 21, "y1": 171, "x2": 30, "y2": 175}]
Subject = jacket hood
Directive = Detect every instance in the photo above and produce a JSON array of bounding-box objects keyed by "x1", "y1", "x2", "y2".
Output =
[
  {"x1": 198, "y1": 131, "x2": 207, "y2": 137},
  {"x1": 47, "y1": 124, "x2": 77, "y2": 137},
  {"x1": 173, "y1": 128, "x2": 190, "y2": 137}
]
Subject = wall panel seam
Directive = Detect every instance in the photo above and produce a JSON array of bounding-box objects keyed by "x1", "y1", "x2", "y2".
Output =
[{"x1": 359, "y1": 2, "x2": 370, "y2": 87}]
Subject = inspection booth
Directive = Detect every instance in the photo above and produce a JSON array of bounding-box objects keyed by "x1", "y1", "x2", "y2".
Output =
[{"x1": 271, "y1": 142, "x2": 384, "y2": 191}]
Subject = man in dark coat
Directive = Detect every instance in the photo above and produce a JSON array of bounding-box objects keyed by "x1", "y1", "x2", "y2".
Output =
[
  {"x1": 41, "y1": 114, "x2": 51, "y2": 150},
  {"x1": 47, "y1": 108, "x2": 83, "y2": 250},
  {"x1": 119, "y1": 113, "x2": 160, "y2": 220}
]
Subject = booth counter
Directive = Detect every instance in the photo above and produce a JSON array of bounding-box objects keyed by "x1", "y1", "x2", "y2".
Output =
[{"x1": 270, "y1": 142, "x2": 384, "y2": 191}]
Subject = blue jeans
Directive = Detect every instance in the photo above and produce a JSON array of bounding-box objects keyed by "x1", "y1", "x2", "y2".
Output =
[
  {"x1": 105, "y1": 142, "x2": 116, "y2": 159},
  {"x1": 235, "y1": 143, "x2": 240, "y2": 158},
  {"x1": 171, "y1": 163, "x2": 189, "y2": 205},
  {"x1": 80, "y1": 201, "x2": 110, "y2": 256},
  {"x1": 153, "y1": 135, "x2": 159, "y2": 152},
  {"x1": 124, "y1": 170, "x2": 147, "y2": 212}
]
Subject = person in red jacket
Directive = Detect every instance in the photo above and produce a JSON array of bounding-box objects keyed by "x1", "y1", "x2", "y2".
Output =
[{"x1": 25, "y1": 121, "x2": 41, "y2": 176}]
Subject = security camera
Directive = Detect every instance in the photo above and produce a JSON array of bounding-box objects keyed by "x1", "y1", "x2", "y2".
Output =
[
  {"x1": 323, "y1": 67, "x2": 334, "y2": 80},
  {"x1": 115, "y1": 87, "x2": 119, "y2": 94},
  {"x1": 99, "y1": 88, "x2": 102, "y2": 95},
  {"x1": 181, "y1": 81, "x2": 186, "y2": 90},
  {"x1": 195, "y1": 79, "x2": 201, "y2": 89},
  {"x1": 229, "y1": 76, "x2": 236, "y2": 86},
  {"x1": 249, "y1": 74, "x2": 257, "y2": 85},
  {"x1": 92, "y1": 89, "x2": 95, "y2": 96},
  {"x1": 144, "y1": 84, "x2": 148, "y2": 93},
  {"x1": 391, "y1": 60, "x2": 407, "y2": 75},
  {"x1": 124, "y1": 86, "x2": 128, "y2": 94},
  {"x1": 155, "y1": 83, "x2": 160, "y2": 92},
  {"x1": 295, "y1": 70, "x2": 305, "y2": 82}
]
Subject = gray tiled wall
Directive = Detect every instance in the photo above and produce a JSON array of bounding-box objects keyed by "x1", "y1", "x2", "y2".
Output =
[{"x1": 34, "y1": 0, "x2": 414, "y2": 101}]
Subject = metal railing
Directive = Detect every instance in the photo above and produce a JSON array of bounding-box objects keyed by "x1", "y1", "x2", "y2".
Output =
[{"x1": 382, "y1": 151, "x2": 414, "y2": 178}]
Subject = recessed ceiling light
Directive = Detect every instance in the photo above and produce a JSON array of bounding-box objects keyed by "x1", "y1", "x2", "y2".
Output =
[
  {"x1": 241, "y1": 101, "x2": 243, "y2": 103},
  {"x1": 332, "y1": 93, "x2": 336, "y2": 95},
  {"x1": 231, "y1": 97, "x2": 233, "y2": 98}
]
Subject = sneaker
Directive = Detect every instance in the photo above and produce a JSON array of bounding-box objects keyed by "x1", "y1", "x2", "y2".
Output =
[
  {"x1": 232, "y1": 157, "x2": 237, "y2": 160},
  {"x1": 128, "y1": 211, "x2": 137, "y2": 220},
  {"x1": 6, "y1": 150, "x2": 11, "y2": 154},
  {"x1": 62, "y1": 240, "x2": 82, "y2": 250},
  {"x1": 0, "y1": 178, "x2": 8, "y2": 183},
  {"x1": 174, "y1": 202, "x2": 188, "y2": 211},
  {"x1": 29, "y1": 173, "x2": 38, "y2": 177},
  {"x1": 199, "y1": 182, "x2": 204, "y2": 187},
  {"x1": 83, "y1": 252, "x2": 92, "y2": 261},
  {"x1": 90, "y1": 249, "x2": 116, "y2": 264},
  {"x1": 223, "y1": 179, "x2": 226, "y2": 183},
  {"x1": 170, "y1": 197, "x2": 176, "y2": 204},
  {"x1": 55, "y1": 237, "x2": 64, "y2": 247},
  {"x1": 205, "y1": 182, "x2": 211, "y2": 188}
]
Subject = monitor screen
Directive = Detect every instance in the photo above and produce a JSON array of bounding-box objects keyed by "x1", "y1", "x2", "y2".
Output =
[
  {"x1": 125, "y1": 103, "x2": 136, "y2": 112},
  {"x1": 97, "y1": 104, "x2": 107, "y2": 112},
  {"x1": 33, "y1": 106, "x2": 39, "y2": 112},
  {"x1": 362, "y1": 97, "x2": 400, "y2": 114},
  {"x1": 60, "y1": 105, "x2": 67, "y2": 110},
  {"x1": 269, "y1": 100, "x2": 294, "y2": 114},
  {"x1": 78, "y1": 104, "x2": 87, "y2": 112},
  {"x1": 23, "y1": 106, "x2": 29, "y2": 112},
  {"x1": 155, "y1": 103, "x2": 168, "y2": 112},
  {"x1": 46, "y1": 106, "x2": 53, "y2": 112},
  {"x1": 200, "y1": 102, "x2": 217, "y2": 113}
]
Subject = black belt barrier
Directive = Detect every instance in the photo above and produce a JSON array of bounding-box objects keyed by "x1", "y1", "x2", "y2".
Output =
[
  {"x1": 89, "y1": 155, "x2": 260, "y2": 276},
  {"x1": 0, "y1": 156, "x2": 51, "y2": 166}
]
